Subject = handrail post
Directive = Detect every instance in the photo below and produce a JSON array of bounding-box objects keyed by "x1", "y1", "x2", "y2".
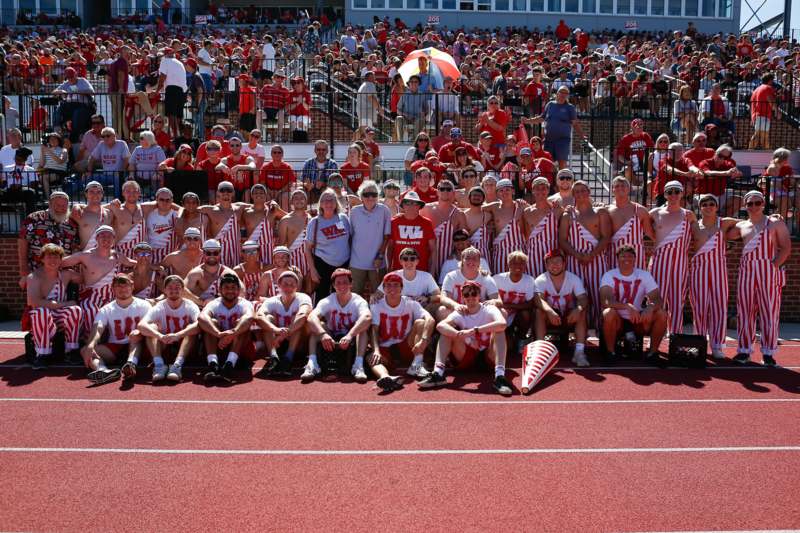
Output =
[{"x1": 328, "y1": 63, "x2": 335, "y2": 159}]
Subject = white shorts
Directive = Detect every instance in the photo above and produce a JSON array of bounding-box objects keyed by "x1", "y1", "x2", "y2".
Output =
[
  {"x1": 288, "y1": 115, "x2": 311, "y2": 130},
  {"x1": 358, "y1": 116, "x2": 374, "y2": 128},
  {"x1": 753, "y1": 116, "x2": 771, "y2": 132}
]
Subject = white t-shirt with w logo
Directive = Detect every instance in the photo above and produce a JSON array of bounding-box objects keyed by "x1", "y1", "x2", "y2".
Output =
[{"x1": 600, "y1": 268, "x2": 658, "y2": 320}]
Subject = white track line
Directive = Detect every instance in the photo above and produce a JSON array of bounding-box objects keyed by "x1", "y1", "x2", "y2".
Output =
[
  {"x1": 2, "y1": 364, "x2": 800, "y2": 371},
  {"x1": 1, "y1": 397, "x2": 799, "y2": 406},
  {"x1": 0, "y1": 445, "x2": 798, "y2": 456}
]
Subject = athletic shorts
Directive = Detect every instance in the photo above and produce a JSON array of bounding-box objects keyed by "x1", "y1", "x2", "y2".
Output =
[
  {"x1": 448, "y1": 344, "x2": 489, "y2": 371},
  {"x1": 263, "y1": 108, "x2": 281, "y2": 121},
  {"x1": 544, "y1": 137, "x2": 571, "y2": 162},
  {"x1": 102, "y1": 342, "x2": 130, "y2": 360},
  {"x1": 240, "y1": 112, "x2": 256, "y2": 133},
  {"x1": 370, "y1": 341, "x2": 415, "y2": 370},
  {"x1": 164, "y1": 85, "x2": 186, "y2": 117},
  {"x1": 753, "y1": 116, "x2": 770, "y2": 132}
]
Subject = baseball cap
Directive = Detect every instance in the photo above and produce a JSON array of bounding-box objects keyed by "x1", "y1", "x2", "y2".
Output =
[
  {"x1": 532, "y1": 177, "x2": 550, "y2": 188},
  {"x1": 202, "y1": 239, "x2": 222, "y2": 250},
  {"x1": 698, "y1": 193, "x2": 718, "y2": 205},
  {"x1": 382, "y1": 272, "x2": 404, "y2": 286},
  {"x1": 274, "y1": 70, "x2": 286, "y2": 78},
  {"x1": 519, "y1": 147, "x2": 532, "y2": 156},
  {"x1": 272, "y1": 245, "x2": 290, "y2": 256},
  {"x1": 545, "y1": 248, "x2": 565, "y2": 261},
  {"x1": 462, "y1": 280, "x2": 482, "y2": 292},
  {"x1": 185, "y1": 58, "x2": 197, "y2": 69},
  {"x1": 743, "y1": 190, "x2": 765, "y2": 203},
  {"x1": 496, "y1": 178, "x2": 514, "y2": 190},
  {"x1": 450, "y1": 127, "x2": 462, "y2": 137},
  {"x1": 442, "y1": 119, "x2": 455, "y2": 127},
  {"x1": 184, "y1": 227, "x2": 201, "y2": 238},
  {"x1": 331, "y1": 268, "x2": 352, "y2": 282},
  {"x1": 242, "y1": 240, "x2": 259, "y2": 250},
  {"x1": 94, "y1": 225, "x2": 114, "y2": 237},
  {"x1": 401, "y1": 190, "x2": 426, "y2": 206},
  {"x1": 278, "y1": 270, "x2": 300, "y2": 282},
  {"x1": 664, "y1": 180, "x2": 684, "y2": 192},
  {"x1": 84, "y1": 180, "x2": 104, "y2": 192}
]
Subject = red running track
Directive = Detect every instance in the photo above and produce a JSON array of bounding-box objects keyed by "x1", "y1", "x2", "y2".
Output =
[{"x1": 1, "y1": 340, "x2": 799, "y2": 532}]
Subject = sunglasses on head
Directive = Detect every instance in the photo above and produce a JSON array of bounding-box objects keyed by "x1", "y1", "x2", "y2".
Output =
[
  {"x1": 746, "y1": 200, "x2": 763, "y2": 207},
  {"x1": 362, "y1": 191, "x2": 378, "y2": 198},
  {"x1": 204, "y1": 250, "x2": 221, "y2": 256}
]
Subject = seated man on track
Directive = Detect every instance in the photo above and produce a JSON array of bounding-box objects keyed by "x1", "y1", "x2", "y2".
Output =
[
  {"x1": 490, "y1": 250, "x2": 536, "y2": 348},
  {"x1": 438, "y1": 246, "x2": 498, "y2": 320},
  {"x1": 368, "y1": 272, "x2": 436, "y2": 391},
  {"x1": 372, "y1": 247, "x2": 441, "y2": 318},
  {"x1": 81, "y1": 274, "x2": 151, "y2": 385},
  {"x1": 599, "y1": 245, "x2": 668, "y2": 363},
  {"x1": 136, "y1": 275, "x2": 201, "y2": 383},
  {"x1": 184, "y1": 239, "x2": 238, "y2": 309},
  {"x1": 533, "y1": 249, "x2": 590, "y2": 367},
  {"x1": 198, "y1": 273, "x2": 254, "y2": 383},
  {"x1": 255, "y1": 270, "x2": 313, "y2": 377},
  {"x1": 25, "y1": 244, "x2": 83, "y2": 370},
  {"x1": 419, "y1": 280, "x2": 513, "y2": 396},
  {"x1": 304, "y1": 268, "x2": 372, "y2": 383}
]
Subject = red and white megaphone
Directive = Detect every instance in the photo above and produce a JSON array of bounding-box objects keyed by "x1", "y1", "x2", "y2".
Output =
[{"x1": 521, "y1": 340, "x2": 559, "y2": 395}]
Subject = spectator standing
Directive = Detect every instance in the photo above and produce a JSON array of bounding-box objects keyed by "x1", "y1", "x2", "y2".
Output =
[
  {"x1": 748, "y1": 73, "x2": 779, "y2": 150},
  {"x1": 157, "y1": 47, "x2": 187, "y2": 138},
  {"x1": 356, "y1": 71, "x2": 381, "y2": 129},
  {"x1": 107, "y1": 47, "x2": 129, "y2": 141},
  {"x1": 527, "y1": 86, "x2": 586, "y2": 170},
  {"x1": 301, "y1": 140, "x2": 338, "y2": 204},
  {"x1": 349, "y1": 180, "x2": 392, "y2": 295}
]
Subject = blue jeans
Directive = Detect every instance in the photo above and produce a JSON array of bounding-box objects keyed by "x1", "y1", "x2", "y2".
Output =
[
  {"x1": 200, "y1": 74, "x2": 213, "y2": 93},
  {"x1": 196, "y1": 98, "x2": 207, "y2": 141}
]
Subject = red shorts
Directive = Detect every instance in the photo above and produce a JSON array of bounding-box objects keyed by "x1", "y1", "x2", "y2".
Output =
[
  {"x1": 449, "y1": 344, "x2": 489, "y2": 370},
  {"x1": 375, "y1": 341, "x2": 415, "y2": 370},
  {"x1": 103, "y1": 343, "x2": 130, "y2": 359}
]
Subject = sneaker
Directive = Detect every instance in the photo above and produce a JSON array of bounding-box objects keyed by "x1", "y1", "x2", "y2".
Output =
[
  {"x1": 166, "y1": 364, "x2": 182, "y2": 382},
  {"x1": 644, "y1": 351, "x2": 664, "y2": 366},
  {"x1": 733, "y1": 353, "x2": 750, "y2": 364},
  {"x1": 711, "y1": 348, "x2": 726, "y2": 360},
  {"x1": 64, "y1": 349, "x2": 83, "y2": 366},
  {"x1": 31, "y1": 354, "x2": 48, "y2": 370},
  {"x1": 762, "y1": 355, "x2": 777, "y2": 367},
  {"x1": 152, "y1": 363, "x2": 167, "y2": 382},
  {"x1": 376, "y1": 376, "x2": 403, "y2": 393},
  {"x1": 87, "y1": 368, "x2": 121, "y2": 385},
  {"x1": 352, "y1": 364, "x2": 368, "y2": 384},
  {"x1": 121, "y1": 361, "x2": 137, "y2": 381},
  {"x1": 571, "y1": 351, "x2": 590, "y2": 367},
  {"x1": 204, "y1": 361, "x2": 220, "y2": 383},
  {"x1": 493, "y1": 375, "x2": 513, "y2": 396},
  {"x1": 418, "y1": 371, "x2": 446, "y2": 389},
  {"x1": 274, "y1": 359, "x2": 293, "y2": 377},
  {"x1": 221, "y1": 361, "x2": 235, "y2": 381},
  {"x1": 300, "y1": 360, "x2": 321, "y2": 383},
  {"x1": 406, "y1": 362, "x2": 430, "y2": 379},
  {"x1": 604, "y1": 351, "x2": 619, "y2": 364},
  {"x1": 264, "y1": 354, "x2": 280, "y2": 374}
]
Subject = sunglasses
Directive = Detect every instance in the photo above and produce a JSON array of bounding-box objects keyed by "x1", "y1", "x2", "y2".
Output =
[
  {"x1": 315, "y1": 148, "x2": 327, "y2": 152},
  {"x1": 185, "y1": 236, "x2": 200, "y2": 241},
  {"x1": 135, "y1": 251, "x2": 152, "y2": 256},
  {"x1": 91, "y1": 121, "x2": 104, "y2": 125},
  {"x1": 400, "y1": 255, "x2": 418, "y2": 261},
  {"x1": 271, "y1": 150, "x2": 283, "y2": 154},
  {"x1": 251, "y1": 134, "x2": 261, "y2": 138},
  {"x1": 157, "y1": 198, "x2": 172, "y2": 202},
  {"x1": 746, "y1": 200, "x2": 763, "y2": 207},
  {"x1": 438, "y1": 187, "x2": 454, "y2": 192},
  {"x1": 558, "y1": 176, "x2": 573, "y2": 181},
  {"x1": 229, "y1": 144, "x2": 242, "y2": 148},
  {"x1": 462, "y1": 291, "x2": 480, "y2": 298},
  {"x1": 218, "y1": 188, "x2": 234, "y2": 193},
  {"x1": 700, "y1": 202, "x2": 717, "y2": 208},
  {"x1": 665, "y1": 189, "x2": 682, "y2": 195},
  {"x1": 243, "y1": 249, "x2": 259, "y2": 255},
  {"x1": 207, "y1": 147, "x2": 220, "y2": 152},
  {"x1": 204, "y1": 250, "x2": 221, "y2": 256},
  {"x1": 101, "y1": 134, "x2": 113, "y2": 138},
  {"x1": 362, "y1": 192, "x2": 378, "y2": 198}
]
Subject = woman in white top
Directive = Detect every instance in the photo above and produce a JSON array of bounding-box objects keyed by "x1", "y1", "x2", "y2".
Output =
[
  {"x1": 648, "y1": 133, "x2": 671, "y2": 202},
  {"x1": 38, "y1": 132, "x2": 69, "y2": 197}
]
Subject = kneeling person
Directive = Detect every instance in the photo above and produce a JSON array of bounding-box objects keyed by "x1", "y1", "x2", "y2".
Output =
[
  {"x1": 368, "y1": 272, "x2": 435, "y2": 391},
  {"x1": 304, "y1": 269, "x2": 372, "y2": 383},
  {"x1": 600, "y1": 245, "x2": 668, "y2": 363},
  {"x1": 137, "y1": 275, "x2": 201, "y2": 382},
  {"x1": 419, "y1": 281, "x2": 512, "y2": 396},
  {"x1": 198, "y1": 273, "x2": 254, "y2": 382},
  {"x1": 81, "y1": 274, "x2": 151, "y2": 385},
  {"x1": 533, "y1": 249, "x2": 589, "y2": 366},
  {"x1": 256, "y1": 270, "x2": 312, "y2": 376}
]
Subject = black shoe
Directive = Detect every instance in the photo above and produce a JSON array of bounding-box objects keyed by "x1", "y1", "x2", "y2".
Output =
[
  {"x1": 87, "y1": 368, "x2": 121, "y2": 385},
  {"x1": 265, "y1": 354, "x2": 280, "y2": 373},
  {"x1": 275, "y1": 359, "x2": 293, "y2": 377},
  {"x1": 733, "y1": 353, "x2": 751, "y2": 364},
  {"x1": 204, "y1": 361, "x2": 220, "y2": 383},
  {"x1": 221, "y1": 361, "x2": 235, "y2": 381},
  {"x1": 31, "y1": 355, "x2": 48, "y2": 370},
  {"x1": 644, "y1": 351, "x2": 665, "y2": 367},
  {"x1": 762, "y1": 355, "x2": 777, "y2": 367},
  {"x1": 64, "y1": 349, "x2": 82, "y2": 366},
  {"x1": 493, "y1": 375, "x2": 513, "y2": 396},
  {"x1": 604, "y1": 351, "x2": 619, "y2": 364},
  {"x1": 376, "y1": 376, "x2": 403, "y2": 393},
  {"x1": 418, "y1": 371, "x2": 446, "y2": 389},
  {"x1": 121, "y1": 361, "x2": 137, "y2": 382}
]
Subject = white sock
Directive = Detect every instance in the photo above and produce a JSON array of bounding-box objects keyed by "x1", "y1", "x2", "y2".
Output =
[
  {"x1": 94, "y1": 360, "x2": 108, "y2": 371},
  {"x1": 128, "y1": 354, "x2": 139, "y2": 365},
  {"x1": 309, "y1": 354, "x2": 318, "y2": 366},
  {"x1": 174, "y1": 355, "x2": 185, "y2": 366},
  {"x1": 354, "y1": 355, "x2": 364, "y2": 368},
  {"x1": 226, "y1": 352, "x2": 239, "y2": 366},
  {"x1": 411, "y1": 354, "x2": 424, "y2": 366},
  {"x1": 153, "y1": 356, "x2": 164, "y2": 367},
  {"x1": 207, "y1": 353, "x2": 218, "y2": 364},
  {"x1": 434, "y1": 362, "x2": 445, "y2": 376},
  {"x1": 575, "y1": 343, "x2": 585, "y2": 355},
  {"x1": 494, "y1": 365, "x2": 506, "y2": 378},
  {"x1": 269, "y1": 347, "x2": 279, "y2": 358},
  {"x1": 65, "y1": 342, "x2": 79, "y2": 351}
]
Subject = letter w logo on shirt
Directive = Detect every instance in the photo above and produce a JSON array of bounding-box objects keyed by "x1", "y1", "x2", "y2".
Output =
[
  {"x1": 613, "y1": 278, "x2": 642, "y2": 304},
  {"x1": 398, "y1": 225, "x2": 424, "y2": 239}
]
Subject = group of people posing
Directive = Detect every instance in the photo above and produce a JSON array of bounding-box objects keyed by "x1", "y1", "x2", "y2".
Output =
[{"x1": 20, "y1": 166, "x2": 791, "y2": 395}]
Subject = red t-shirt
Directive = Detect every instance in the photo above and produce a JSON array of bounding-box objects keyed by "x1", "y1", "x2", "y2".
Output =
[
  {"x1": 683, "y1": 147, "x2": 715, "y2": 167},
  {"x1": 259, "y1": 160, "x2": 296, "y2": 190},
  {"x1": 750, "y1": 84, "x2": 776, "y2": 120},
  {"x1": 697, "y1": 157, "x2": 736, "y2": 195},
  {"x1": 737, "y1": 43, "x2": 754, "y2": 58},
  {"x1": 239, "y1": 85, "x2": 256, "y2": 114},
  {"x1": 287, "y1": 89, "x2": 311, "y2": 116},
  {"x1": 154, "y1": 130, "x2": 171, "y2": 151},
  {"x1": 197, "y1": 158, "x2": 227, "y2": 190},
  {"x1": 654, "y1": 157, "x2": 691, "y2": 196},
  {"x1": 223, "y1": 154, "x2": 253, "y2": 191},
  {"x1": 407, "y1": 186, "x2": 439, "y2": 204},
  {"x1": 520, "y1": 157, "x2": 556, "y2": 189},
  {"x1": 260, "y1": 84, "x2": 289, "y2": 110},
  {"x1": 477, "y1": 145, "x2": 501, "y2": 169},
  {"x1": 389, "y1": 214, "x2": 435, "y2": 271},
  {"x1": 478, "y1": 109, "x2": 510, "y2": 146},
  {"x1": 196, "y1": 139, "x2": 231, "y2": 162},
  {"x1": 531, "y1": 148, "x2": 553, "y2": 160},
  {"x1": 523, "y1": 81, "x2": 547, "y2": 114},
  {"x1": 162, "y1": 157, "x2": 194, "y2": 170},
  {"x1": 339, "y1": 161, "x2": 371, "y2": 193},
  {"x1": 438, "y1": 141, "x2": 479, "y2": 164},
  {"x1": 616, "y1": 132, "x2": 654, "y2": 166},
  {"x1": 410, "y1": 160, "x2": 446, "y2": 184}
]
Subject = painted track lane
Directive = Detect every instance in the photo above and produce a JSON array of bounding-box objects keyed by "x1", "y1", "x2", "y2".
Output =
[{"x1": 0, "y1": 452, "x2": 798, "y2": 532}]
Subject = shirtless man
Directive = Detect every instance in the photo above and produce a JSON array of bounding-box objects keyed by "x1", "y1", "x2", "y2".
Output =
[
  {"x1": 241, "y1": 183, "x2": 286, "y2": 265},
  {"x1": 171, "y1": 192, "x2": 208, "y2": 246},
  {"x1": 485, "y1": 179, "x2": 526, "y2": 275},
  {"x1": 61, "y1": 225, "x2": 135, "y2": 335},
  {"x1": 257, "y1": 246, "x2": 295, "y2": 299},
  {"x1": 25, "y1": 244, "x2": 83, "y2": 369},
  {"x1": 183, "y1": 239, "x2": 238, "y2": 308},
  {"x1": 462, "y1": 186, "x2": 492, "y2": 262},
  {"x1": 558, "y1": 180, "x2": 611, "y2": 328},
  {"x1": 199, "y1": 181, "x2": 248, "y2": 269},
  {"x1": 648, "y1": 180, "x2": 697, "y2": 335},
  {"x1": 688, "y1": 193, "x2": 738, "y2": 359},
  {"x1": 234, "y1": 240, "x2": 269, "y2": 302},
  {"x1": 727, "y1": 190, "x2": 791, "y2": 366},
  {"x1": 278, "y1": 189, "x2": 312, "y2": 288},
  {"x1": 161, "y1": 227, "x2": 204, "y2": 279},
  {"x1": 606, "y1": 176, "x2": 654, "y2": 270},
  {"x1": 217, "y1": 137, "x2": 256, "y2": 202},
  {"x1": 131, "y1": 242, "x2": 160, "y2": 300},
  {"x1": 481, "y1": 174, "x2": 498, "y2": 203},
  {"x1": 548, "y1": 168, "x2": 576, "y2": 208},
  {"x1": 70, "y1": 181, "x2": 112, "y2": 250},
  {"x1": 106, "y1": 180, "x2": 149, "y2": 259},
  {"x1": 454, "y1": 167, "x2": 479, "y2": 208},
  {"x1": 421, "y1": 179, "x2": 467, "y2": 280},
  {"x1": 523, "y1": 177, "x2": 562, "y2": 278},
  {"x1": 145, "y1": 187, "x2": 179, "y2": 265}
]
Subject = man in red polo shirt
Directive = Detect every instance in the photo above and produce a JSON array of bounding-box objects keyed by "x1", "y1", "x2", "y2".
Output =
[
  {"x1": 615, "y1": 118, "x2": 654, "y2": 180},
  {"x1": 437, "y1": 127, "x2": 478, "y2": 164},
  {"x1": 476, "y1": 95, "x2": 509, "y2": 149},
  {"x1": 196, "y1": 140, "x2": 227, "y2": 201},
  {"x1": 694, "y1": 144, "x2": 742, "y2": 212},
  {"x1": 259, "y1": 144, "x2": 296, "y2": 211},
  {"x1": 388, "y1": 191, "x2": 436, "y2": 272},
  {"x1": 683, "y1": 132, "x2": 715, "y2": 167},
  {"x1": 196, "y1": 125, "x2": 231, "y2": 162},
  {"x1": 402, "y1": 167, "x2": 439, "y2": 204}
]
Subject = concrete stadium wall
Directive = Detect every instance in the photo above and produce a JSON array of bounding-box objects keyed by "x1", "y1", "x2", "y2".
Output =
[{"x1": 1, "y1": 235, "x2": 798, "y2": 324}]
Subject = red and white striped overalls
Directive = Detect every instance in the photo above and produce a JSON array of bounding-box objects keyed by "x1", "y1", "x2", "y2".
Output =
[
  {"x1": 214, "y1": 213, "x2": 242, "y2": 269},
  {"x1": 688, "y1": 221, "x2": 728, "y2": 350},
  {"x1": 525, "y1": 210, "x2": 559, "y2": 278},
  {"x1": 246, "y1": 217, "x2": 274, "y2": 266},
  {"x1": 566, "y1": 216, "x2": 608, "y2": 328},
  {"x1": 737, "y1": 220, "x2": 785, "y2": 356},
  {"x1": 432, "y1": 206, "x2": 457, "y2": 280},
  {"x1": 608, "y1": 206, "x2": 646, "y2": 270},
  {"x1": 28, "y1": 275, "x2": 82, "y2": 355},
  {"x1": 491, "y1": 204, "x2": 525, "y2": 274},
  {"x1": 649, "y1": 212, "x2": 691, "y2": 334}
]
